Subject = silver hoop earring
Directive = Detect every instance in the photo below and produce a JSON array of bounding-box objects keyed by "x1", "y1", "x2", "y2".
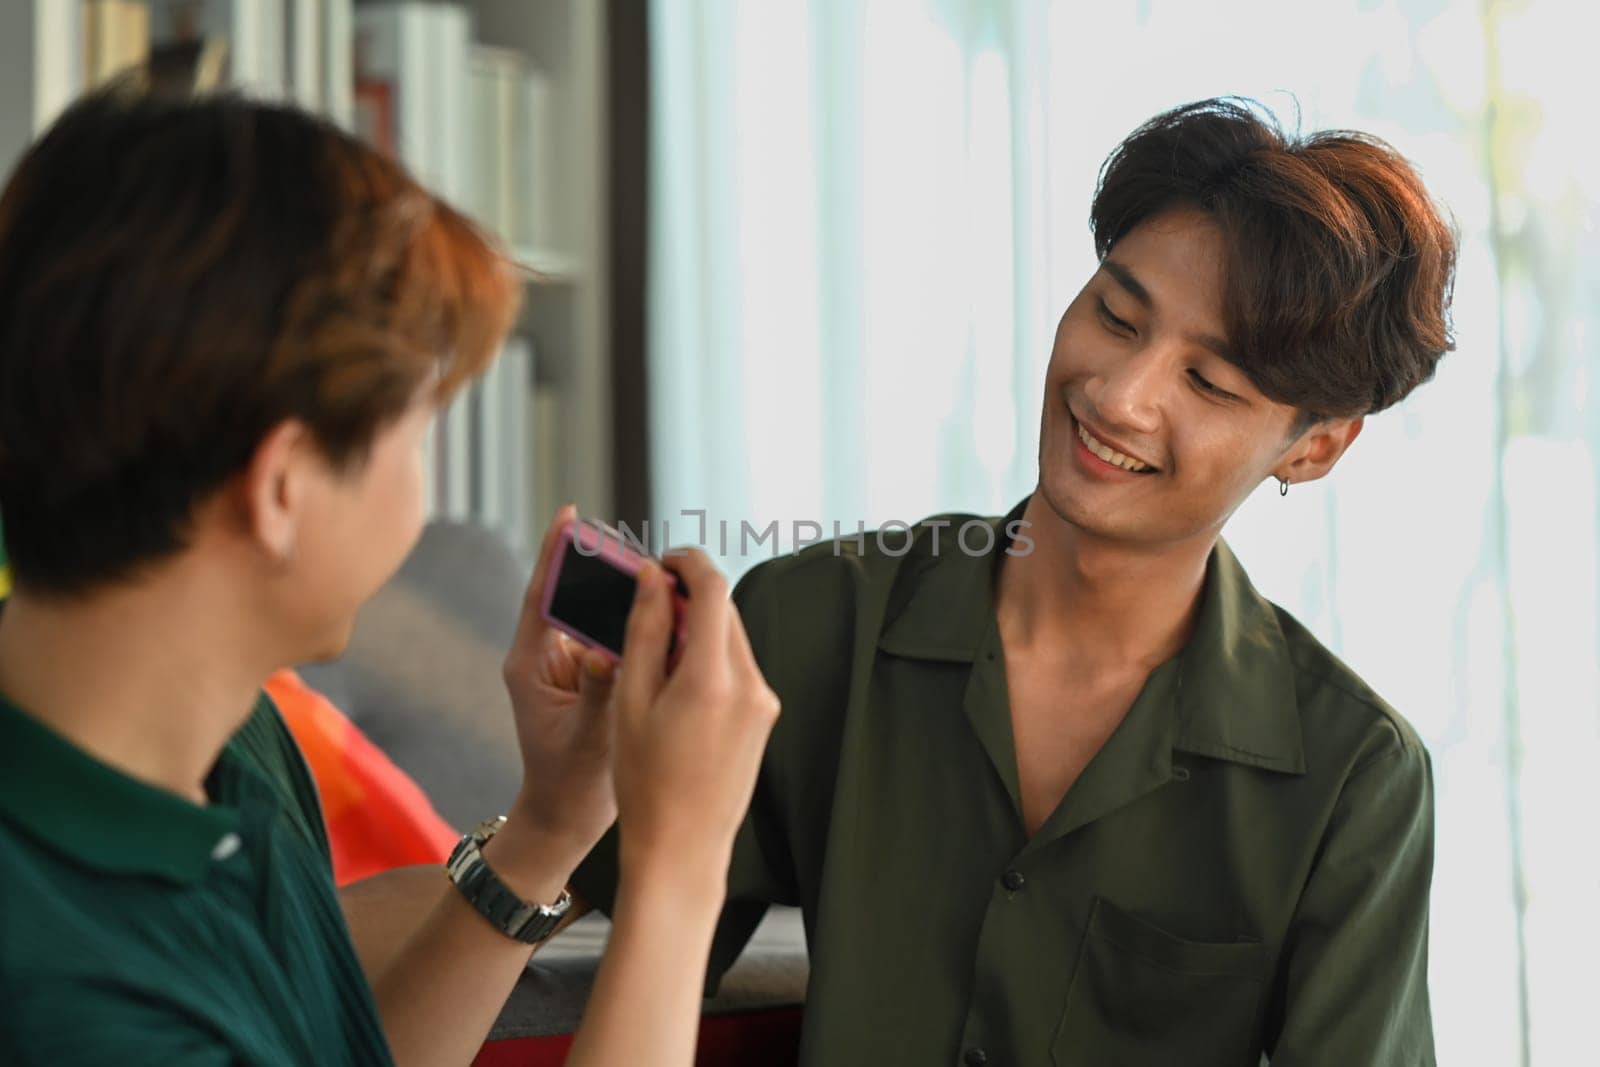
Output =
[{"x1": 1278, "y1": 478, "x2": 1290, "y2": 497}]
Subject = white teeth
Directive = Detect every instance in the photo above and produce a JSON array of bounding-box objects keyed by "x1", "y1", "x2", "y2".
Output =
[{"x1": 1077, "y1": 419, "x2": 1151, "y2": 472}]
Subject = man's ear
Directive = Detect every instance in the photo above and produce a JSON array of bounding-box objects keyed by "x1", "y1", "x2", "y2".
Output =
[
  {"x1": 236, "y1": 419, "x2": 315, "y2": 564},
  {"x1": 1275, "y1": 415, "x2": 1364, "y2": 487}
]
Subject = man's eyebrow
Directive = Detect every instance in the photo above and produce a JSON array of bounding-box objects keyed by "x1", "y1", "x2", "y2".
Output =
[
  {"x1": 1100, "y1": 258, "x2": 1152, "y2": 308},
  {"x1": 1099, "y1": 257, "x2": 1238, "y2": 364}
]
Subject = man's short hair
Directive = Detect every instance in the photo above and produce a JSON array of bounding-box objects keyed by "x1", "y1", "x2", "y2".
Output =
[
  {"x1": 0, "y1": 87, "x2": 520, "y2": 597},
  {"x1": 1091, "y1": 97, "x2": 1458, "y2": 429}
]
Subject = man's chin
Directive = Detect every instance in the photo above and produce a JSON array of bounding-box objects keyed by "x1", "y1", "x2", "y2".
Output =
[
  {"x1": 1034, "y1": 473, "x2": 1096, "y2": 528},
  {"x1": 302, "y1": 620, "x2": 356, "y2": 663},
  {"x1": 1036, "y1": 471, "x2": 1143, "y2": 542}
]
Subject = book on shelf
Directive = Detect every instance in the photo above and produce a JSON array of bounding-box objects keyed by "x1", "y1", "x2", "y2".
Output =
[
  {"x1": 291, "y1": 0, "x2": 354, "y2": 126},
  {"x1": 516, "y1": 68, "x2": 555, "y2": 254},
  {"x1": 28, "y1": 1, "x2": 80, "y2": 135},
  {"x1": 142, "y1": 0, "x2": 352, "y2": 122},
  {"x1": 146, "y1": 35, "x2": 230, "y2": 96},
  {"x1": 483, "y1": 336, "x2": 535, "y2": 553},
  {"x1": 531, "y1": 378, "x2": 564, "y2": 549},
  {"x1": 467, "y1": 46, "x2": 555, "y2": 255},
  {"x1": 84, "y1": 0, "x2": 151, "y2": 89},
  {"x1": 467, "y1": 44, "x2": 522, "y2": 244},
  {"x1": 353, "y1": 1, "x2": 470, "y2": 204},
  {"x1": 502, "y1": 337, "x2": 535, "y2": 554},
  {"x1": 319, "y1": 0, "x2": 354, "y2": 127},
  {"x1": 434, "y1": 389, "x2": 473, "y2": 522},
  {"x1": 148, "y1": 0, "x2": 286, "y2": 99},
  {"x1": 349, "y1": 3, "x2": 562, "y2": 259},
  {"x1": 284, "y1": 0, "x2": 322, "y2": 111},
  {"x1": 428, "y1": 337, "x2": 538, "y2": 550}
]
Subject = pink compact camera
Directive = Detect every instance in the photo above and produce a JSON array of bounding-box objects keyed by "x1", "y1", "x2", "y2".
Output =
[{"x1": 539, "y1": 517, "x2": 689, "y2": 668}]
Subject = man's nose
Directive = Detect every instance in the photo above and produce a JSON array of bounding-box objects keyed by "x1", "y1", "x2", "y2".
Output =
[{"x1": 1089, "y1": 345, "x2": 1166, "y2": 434}]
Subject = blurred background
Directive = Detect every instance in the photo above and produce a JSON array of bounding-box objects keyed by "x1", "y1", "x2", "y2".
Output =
[{"x1": 0, "y1": 1, "x2": 1594, "y2": 1063}]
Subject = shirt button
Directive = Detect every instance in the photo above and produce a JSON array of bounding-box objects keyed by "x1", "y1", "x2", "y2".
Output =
[
  {"x1": 1001, "y1": 870, "x2": 1025, "y2": 892},
  {"x1": 210, "y1": 832, "x2": 242, "y2": 861},
  {"x1": 963, "y1": 1049, "x2": 988, "y2": 1066}
]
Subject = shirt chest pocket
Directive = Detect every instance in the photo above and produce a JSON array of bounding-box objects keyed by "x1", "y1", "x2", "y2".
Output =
[{"x1": 1051, "y1": 896, "x2": 1268, "y2": 1067}]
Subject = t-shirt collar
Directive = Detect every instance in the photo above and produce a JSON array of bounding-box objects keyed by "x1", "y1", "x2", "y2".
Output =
[{"x1": 0, "y1": 692, "x2": 246, "y2": 884}]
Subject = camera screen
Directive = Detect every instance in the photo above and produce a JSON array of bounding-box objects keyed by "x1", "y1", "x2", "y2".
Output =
[{"x1": 549, "y1": 542, "x2": 638, "y2": 655}]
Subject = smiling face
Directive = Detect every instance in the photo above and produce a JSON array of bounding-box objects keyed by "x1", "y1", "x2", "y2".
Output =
[{"x1": 1037, "y1": 207, "x2": 1338, "y2": 550}]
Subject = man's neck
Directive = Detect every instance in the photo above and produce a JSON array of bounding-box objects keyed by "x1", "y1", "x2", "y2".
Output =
[
  {"x1": 0, "y1": 565, "x2": 279, "y2": 806},
  {"x1": 996, "y1": 493, "x2": 1216, "y2": 676}
]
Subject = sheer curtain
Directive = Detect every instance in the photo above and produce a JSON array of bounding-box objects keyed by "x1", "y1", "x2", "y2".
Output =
[{"x1": 647, "y1": 1, "x2": 1596, "y2": 1063}]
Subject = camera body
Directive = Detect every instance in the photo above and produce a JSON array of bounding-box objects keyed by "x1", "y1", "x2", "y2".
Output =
[{"x1": 539, "y1": 517, "x2": 688, "y2": 665}]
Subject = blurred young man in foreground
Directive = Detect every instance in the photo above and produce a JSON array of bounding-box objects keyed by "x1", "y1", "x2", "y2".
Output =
[
  {"x1": 571, "y1": 98, "x2": 1455, "y2": 1066},
  {"x1": 0, "y1": 87, "x2": 779, "y2": 1066}
]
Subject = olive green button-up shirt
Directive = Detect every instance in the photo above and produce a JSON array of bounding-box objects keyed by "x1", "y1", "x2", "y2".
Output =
[
  {"x1": 573, "y1": 498, "x2": 1436, "y2": 1066},
  {"x1": 0, "y1": 690, "x2": 394, "y2": 1065}
]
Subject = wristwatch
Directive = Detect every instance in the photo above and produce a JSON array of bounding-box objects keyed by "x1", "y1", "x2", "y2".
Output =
[{"x1": 445, "y1": 815, "x2": 573, "y2": 944}]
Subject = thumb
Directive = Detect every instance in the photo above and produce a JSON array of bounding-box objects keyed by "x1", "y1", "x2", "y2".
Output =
[{"x1": 575, "y1": 649, "x2": 618, "y2": 717}]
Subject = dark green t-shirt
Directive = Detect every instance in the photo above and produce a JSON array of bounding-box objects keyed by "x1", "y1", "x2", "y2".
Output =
[
  {"x1": 572, "y1": 497, "x2": 1436, "y2": 1066},
  {"x1": 0, "y1": 690, "x2": 394, "y2": 1065}
]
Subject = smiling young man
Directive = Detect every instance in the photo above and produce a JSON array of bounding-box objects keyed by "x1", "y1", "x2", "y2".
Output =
[{"x1": 570, "y1": 98, "x2": 1455, "y2": 1065}]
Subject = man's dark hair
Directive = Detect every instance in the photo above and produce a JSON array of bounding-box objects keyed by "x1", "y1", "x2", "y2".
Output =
[
  {"x1": 1091, "y1": 97, "x2": 1457, "y2": 429},
  {"x1": 0, "y1": 86, "x2": 519, "y2": 597}
]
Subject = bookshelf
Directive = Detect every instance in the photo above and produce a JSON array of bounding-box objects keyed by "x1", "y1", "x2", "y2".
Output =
[
  {"x1": 468, "y1": 0, "x2": 613, "y2": 548},
  {"x1": 0, "y1": 0, "x2": 614, "y2": 560}
]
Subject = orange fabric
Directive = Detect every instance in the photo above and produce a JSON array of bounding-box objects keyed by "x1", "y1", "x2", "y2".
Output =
[{"x1": 266, "y1": 668, "x2": 458, "y2": 886}]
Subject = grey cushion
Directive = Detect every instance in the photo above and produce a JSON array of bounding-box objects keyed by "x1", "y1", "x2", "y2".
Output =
[{"x1": 297, "y1": 520, "x2": 529, "y2": 830}]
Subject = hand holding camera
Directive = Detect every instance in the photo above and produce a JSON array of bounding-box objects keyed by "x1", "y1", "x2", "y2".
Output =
[
  {"x1": 608, "y1": 546, "x2": 780, "y2": 885},
  {"x1": 499, "y1": 509, "x2": 778, "y2": 886}
]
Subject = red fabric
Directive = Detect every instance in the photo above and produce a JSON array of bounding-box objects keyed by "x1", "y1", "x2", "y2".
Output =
[
  {"x1": 470, "y1": 1007, "x2": 804, "y2": 1067},
  {"x1": 266, "y1": 668, "x2": 459, "y2": 886}
]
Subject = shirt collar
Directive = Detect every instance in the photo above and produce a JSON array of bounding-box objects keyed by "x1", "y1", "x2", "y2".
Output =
[
  {"x1": 0, "y1": 691, "x2": 247, "y2": 884},
  {"x1": 876, "y1": 495, "x2": 1304, "y2": 775},
  {"x1": 1171, "y1": 538, "x2": 1305, "y2": 773}
]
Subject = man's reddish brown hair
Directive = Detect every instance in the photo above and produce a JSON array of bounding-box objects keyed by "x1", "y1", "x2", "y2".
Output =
[{"x1": 0, "y1": 87, "x2": 520, "y2": 596}]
